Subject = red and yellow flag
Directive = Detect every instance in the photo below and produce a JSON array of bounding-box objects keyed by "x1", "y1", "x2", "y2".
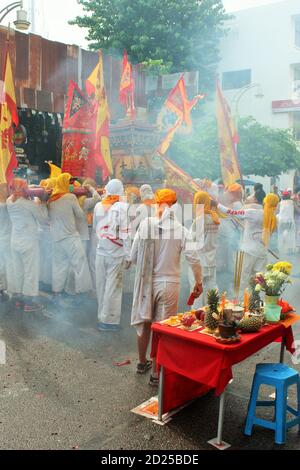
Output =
[
  {"x1": 157, "y1": 118, "x2": 182, "y2": 156},
  {"x1": 88, "y1": 51, "x2": 113, "y2": 181},
  {"x1": 158, "y1": 76, "x2": 203, "y2": 130},
  {"x1": 0, "y1": 52, "x2": 19, "y2": 184},
  {"x1": 119, "y1": 50, "x2": 135, "y2": 118},
  {"x1": 216, "y1": 83, "x2": 242, "y2": 188}
]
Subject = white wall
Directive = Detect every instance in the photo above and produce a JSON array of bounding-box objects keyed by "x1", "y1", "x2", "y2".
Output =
[{"x1": 219, "y1": 0, "x2": 300, "y2": 128}]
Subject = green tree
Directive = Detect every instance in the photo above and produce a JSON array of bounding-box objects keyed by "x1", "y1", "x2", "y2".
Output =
[
  {"x1": 71, "y1": 0, "x2": 228, "y2": 90},
  {"x1": 170, "y1": 116, "x2": 300, "y2": 180}
]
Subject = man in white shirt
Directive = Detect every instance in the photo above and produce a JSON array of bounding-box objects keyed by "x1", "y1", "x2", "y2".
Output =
[
  {"x1": 7, "y1": 179, "x2": 48, "y2": 312},
  {"x1": 48, "y1": 173, "x2": 92, "y2": 305},
  {"x1": 94, "y1": 179, "x2": 131, "y2": 331},
  {"x1": 131, "y1": 189, "x2": 203, "y2": 385}
]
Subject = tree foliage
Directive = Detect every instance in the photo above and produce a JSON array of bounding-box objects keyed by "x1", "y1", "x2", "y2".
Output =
[
  {"x1": 170, "y1": 116, "x2": 300, "y2": 180},
  {"x1": 71, "y1": 0, "x2": 228, "y2": 89}
]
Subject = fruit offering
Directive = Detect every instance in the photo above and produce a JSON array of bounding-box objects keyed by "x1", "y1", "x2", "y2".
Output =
[
  {"x1": 238, "y1": 314, "x2": 261, "y2": 333},
  {"x1": 181, "y1": 313, "x2": 196, "y2": 328},
  {"x1": 195, "y1": 309, "x2": 206, "y2": 322}
]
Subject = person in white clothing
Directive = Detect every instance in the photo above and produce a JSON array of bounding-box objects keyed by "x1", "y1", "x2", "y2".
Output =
[
  {"x1": 189, "y1": 191, "x2": 220, "y2": 307},
  {"x1": 0, "y1": 183, "x2": 13, "y2": 307},
  {"x1": 80, "y1": 179, "x2": 102, "y2": 291},
  {"x1": 94, "y1": 179, "x2": 131, "y2": 331},
  {"x1": 7, "y1": 178, "x2": 48, "y2": 312},
  {"x1": 216, "y1": 183, "x2": 243, "y2": 292},
  {"x1": 131, "y1": 189, "x2": 203, "y2": 385},
  {"x1": 217, "y1": 189, "x2": 279, "y2": 296},
  {"x1": 48, "y1": 173, "x2": 92, "y2": 305},
  {"x1": 277, "y1": 190, "x2": 296, "y2": 255}
]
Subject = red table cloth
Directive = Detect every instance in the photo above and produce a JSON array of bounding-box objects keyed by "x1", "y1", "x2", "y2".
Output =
[{"x1": 151, "y1": 322, "x2": 296, "y2": 414}]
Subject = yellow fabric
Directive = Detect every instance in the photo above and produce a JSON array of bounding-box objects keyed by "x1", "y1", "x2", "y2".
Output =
[
  {"x1": 263, "y1": 193, "x2": 279, "y2": 246},
  {"x1": 155, "y1": 189, "x2": 177, "y2": 206},
  {"x1": 48, "y1": 163, "x2": 62, "y2": 179},
  {"x1": 0, "y1": 103, "x2": 11, "y2": 184},
  {"x1": 93, "y1": 51, "x2": 113, "y2": 176},
  {"x1": 193, "y1": 191, "x2": 220, "y2": 225},
  {"x1": 40, "y1": 179, "x2": 48, "y2": 188},
  {"x1": 0, "y1": 53, "x2": 18, "y2": 184},
  {"x1": 216, "y1": 83, "x2": 242, "y2": 187},
  {"x1": 50, "y1": 173, "x2": 71, "y2": 202},
  {"x1": 45, "y1": 178, "x2": 57, "y2": 191}
]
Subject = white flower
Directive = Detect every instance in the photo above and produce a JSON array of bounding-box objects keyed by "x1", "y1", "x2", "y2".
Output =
[{"x1": 255, "y1": 284, "x2": 262, "y2": 292}]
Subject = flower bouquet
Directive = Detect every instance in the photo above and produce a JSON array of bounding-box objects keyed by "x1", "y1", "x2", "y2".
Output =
[{"x1": 254, "y1": 262, "x2": 292, "y2": 323}]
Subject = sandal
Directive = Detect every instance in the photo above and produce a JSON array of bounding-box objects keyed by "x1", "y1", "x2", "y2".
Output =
[
  {"x1": 136, "y1": 360, "x2": 152, "y2": 374},
  {"x1": 149, "y1": 375, "x2": 159, "y2": 387}
]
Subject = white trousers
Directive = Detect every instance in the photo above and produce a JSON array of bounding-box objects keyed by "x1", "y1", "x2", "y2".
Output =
[
  {"x1": 88, "y1": 230, "x2": 97, "y2": 291},
  {"x1": 52, "y1": 237, "x2": 92, "y2": 294},
  {"x1": 240, "y1": 252, "x2": 267, "y2": 296},
  {"x1": 189, "y1": 266, "x2": 217, "y2": 309},
  {"x1": 11, "y1": 239, "x2": 39, "y2": 298},
  {"x1": 96, "y1": 255, "x2": 124, "y2": 325},
  {"x1": 0, "y1": 238, "x2": 14, "y2": 292},
  {"x1": 152, "y1": 281, "x2": 180, "y2": 322},
  {"x1": 39, "y1": 231, "x2": 53, "y2": 286}
]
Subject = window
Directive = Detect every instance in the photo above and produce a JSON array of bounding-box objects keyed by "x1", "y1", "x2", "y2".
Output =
[
  {"x1": 293, "y1": 112, "x2": 300, "y2": 141},
  {"x1": 222, "y1": 69, "x2": 251, "y2": 90},
  {"x1": 295, "y1": 16, "x2": 300, "y2": 48}
]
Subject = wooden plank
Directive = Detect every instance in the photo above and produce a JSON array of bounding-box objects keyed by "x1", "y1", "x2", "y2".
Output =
[
  {"x1": 29, "y1": 33, "x2": 42, "y2": 90},
  {"x1": 15, "y1": 31, "x2": 29, "y2": 84}
]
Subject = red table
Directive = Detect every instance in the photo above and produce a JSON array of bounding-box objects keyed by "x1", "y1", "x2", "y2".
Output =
[{"x1": 151, "y1": 317, "x2": 298, "y2": 449}]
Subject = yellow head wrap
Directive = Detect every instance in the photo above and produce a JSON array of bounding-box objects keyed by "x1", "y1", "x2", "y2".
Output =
[
  {"x1": 49, "y1": 173, "x2": 72, "y2": 202},
  {"x1": 155, "y1": 189, "x2": 177, "y2": 206},
  {"x1": 194, "y1": 191, "x2": 220, "y2": 225},
  {"x1": 263, "y1": 193, "x2": 279, "y2": 246}
]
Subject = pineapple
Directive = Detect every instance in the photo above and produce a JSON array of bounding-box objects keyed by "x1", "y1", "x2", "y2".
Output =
[
  {"x1": 249, "y1": 290, "x2": 261, "y2": 312},
  {"x1": 249, "y1": 278, "x2": 261, "y2": 312},
  {"x1": 205, "y1": 289, "x2": 220, "y2": 331},
  {"x1": 238, "y1": 315, "x2": 261, "y2": 333}
]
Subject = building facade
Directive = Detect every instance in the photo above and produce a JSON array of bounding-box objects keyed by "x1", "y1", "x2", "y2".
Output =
[{"x1": 218, "y1": 0, "x2": 300, "y2": 189}]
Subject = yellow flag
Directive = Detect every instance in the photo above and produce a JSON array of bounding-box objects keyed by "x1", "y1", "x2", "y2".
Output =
[{"x1": 216, "y1": 83, "x2": 242, "y2": 187}]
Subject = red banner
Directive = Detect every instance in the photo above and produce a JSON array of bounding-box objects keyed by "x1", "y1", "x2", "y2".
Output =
[{"x1": 62, "y1": 81, "x2": 96, "y2": 178}]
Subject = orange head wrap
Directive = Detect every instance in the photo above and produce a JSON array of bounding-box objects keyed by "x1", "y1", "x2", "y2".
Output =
[
  {"x1": 263, "y1": 193, "x2": 279, "y2": 246},
  {"x1": 227, "y1": 183, "x2": 242, "y2": 194},
  {"x1": 10, "y1": 178, "x2": 28, "y2": 202},
  {"x1": 155, "y1": 189, "x2": 177, "y2": 206},
  {"x1": 193, "y1": 191, "x2": 220, "y2": 225}
]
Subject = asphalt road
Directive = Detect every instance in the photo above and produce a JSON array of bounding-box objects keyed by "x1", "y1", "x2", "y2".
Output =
[{"x1": 0, "y1": 270, "x2": 299, "y2": 451}]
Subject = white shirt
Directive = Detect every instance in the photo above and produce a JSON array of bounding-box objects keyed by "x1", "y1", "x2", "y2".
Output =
[
  {"x1": 131, "y1": 208, "x2": 201, "y2": 283},
  {"x1": 218, "y1": 203, "x2": 266, "y2": 258},
  {"x1": 190, "y1": 214, "x2": 219, "y2": 268},
  {"x1": 48, "y1": 194, "x2": 85, "y2": 242},
  {"x1": 7, "y1": 197, "x2": 48, "y2": 243},
  {"x1": 0, "y1": 202, "x2": 11, "y2": 242},
  {"x1": 278, "y1": 200, "x2": 295, "y2": 224},
  {"x1": 93, "y1": 200, "x2": 131, "y2": 260}
]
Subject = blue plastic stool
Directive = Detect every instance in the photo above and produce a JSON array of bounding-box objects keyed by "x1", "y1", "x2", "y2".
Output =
[{"x1": 244, "y1": 363, "x2": 300, "y2": 444}]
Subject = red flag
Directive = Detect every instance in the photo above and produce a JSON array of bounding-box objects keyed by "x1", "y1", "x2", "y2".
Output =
[
  {"x1": 0, "y1": 51, "x2": 19, "y2": 183},
  {"x1": 119, "y1": 50, "x2": 135, "y2": 118},
  {"x1": 62, "y1": 80, "x2": 95, "y2": 178}
]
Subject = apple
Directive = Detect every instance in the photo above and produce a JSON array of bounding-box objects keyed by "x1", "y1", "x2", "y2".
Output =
[{"x1": 195, "y1": 309, "x2": 205, "y2": 322}]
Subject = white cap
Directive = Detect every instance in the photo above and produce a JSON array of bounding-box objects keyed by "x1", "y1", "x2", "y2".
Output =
[
  {"x1": 105, "y1": 179, "x2": 124, "y2": 196},
  {"x1": 140, "y1": 184, "x2": 154, "y2": 202}
]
